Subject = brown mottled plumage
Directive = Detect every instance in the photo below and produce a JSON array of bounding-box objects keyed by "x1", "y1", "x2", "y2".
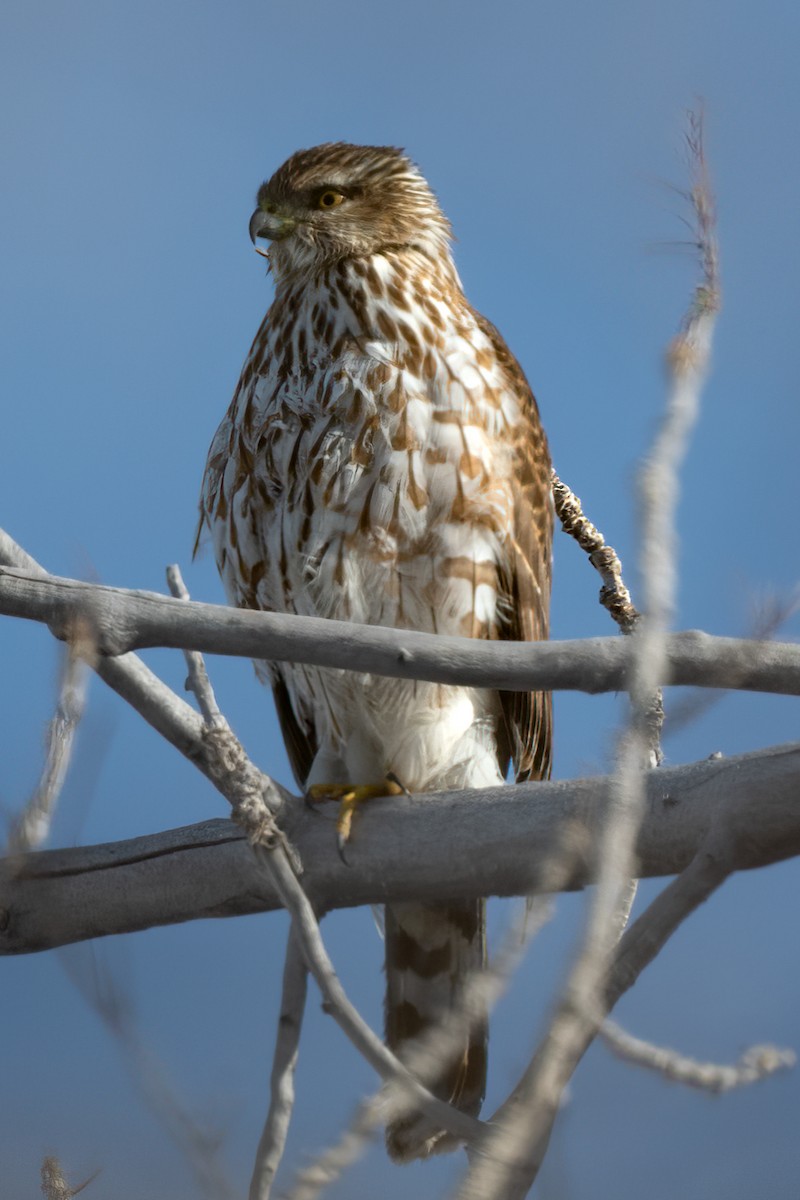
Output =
[{"x1": 198, "y1": 143, "x2": 552, "y2": 1160}]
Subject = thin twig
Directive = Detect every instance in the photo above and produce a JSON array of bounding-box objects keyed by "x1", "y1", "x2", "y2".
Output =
[
  {"x1": 252, "y1": 835, "x2": 485, "y2": 1146},
  {"x1": 40, "y1": 1157, "x2": 100, "y2": 1200},
  {"x1": 599, "y1": 1019, "x2": 796, "y2": 1093},
  {"x1": 286, "y1": 891, "x2": 560, "y2": 1200},
  {"x1": 166, "y1": 564, "x2": 225, "y2": 729},
  {"x1": 249, "y1": 928, "x2": 308, "y2": 1200},
  {"x1": 7, "y1": 621, "x2": 94, "y2": 856},
  {"x1": 60, "y1": 945, "x2": 237, "y2": 1199},
  {"x1": 0, "y1": 529, "x2": 283, "y2": 806}
]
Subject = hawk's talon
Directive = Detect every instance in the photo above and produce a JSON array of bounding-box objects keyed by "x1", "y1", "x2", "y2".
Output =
[
  {"x1": 386, "y1": 771, "x2": 412, "y2": 799},
  {"x1": 305, "y1": 778, "x2": 404, "y2": 857},
  {"x1": 337, "y1": 827, "x2": 351, "y2": 865}
]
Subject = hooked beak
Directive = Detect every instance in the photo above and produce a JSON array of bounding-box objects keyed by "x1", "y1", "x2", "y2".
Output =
[{"x1": 249, "y1": 207, "x2": 296, "y2": 255}]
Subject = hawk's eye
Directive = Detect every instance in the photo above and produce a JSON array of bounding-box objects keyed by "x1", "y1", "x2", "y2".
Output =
[{"x1": 317, "y1": 190, "x2": 345, "y2": 210}]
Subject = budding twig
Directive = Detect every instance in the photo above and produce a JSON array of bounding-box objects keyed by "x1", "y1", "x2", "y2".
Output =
[{"x1": 551, "y1": 472, "x2": 640, "y2": 635}]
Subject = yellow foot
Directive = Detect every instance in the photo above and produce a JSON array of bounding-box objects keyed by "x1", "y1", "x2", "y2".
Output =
[{"x1": 306, "y1": 777, "x2": 405, "y2": 858}]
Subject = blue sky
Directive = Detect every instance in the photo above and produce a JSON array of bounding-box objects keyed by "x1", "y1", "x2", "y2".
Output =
[{"x1": 2, "y1": 1, "x2": 799, "y2": 1196}]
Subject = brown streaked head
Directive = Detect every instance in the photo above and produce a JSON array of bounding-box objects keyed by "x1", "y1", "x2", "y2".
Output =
[{"x1": 249, "y1": 142, "x2": 452, "y2": 280}]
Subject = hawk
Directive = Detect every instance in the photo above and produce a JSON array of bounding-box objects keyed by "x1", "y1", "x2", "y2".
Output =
[{"x1": 198, "y1": 143, "x2": 552, "y2": 1161}]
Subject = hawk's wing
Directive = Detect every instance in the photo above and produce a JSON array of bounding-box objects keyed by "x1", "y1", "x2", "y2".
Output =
[
  {"x1": 271, "y1": 673, "x2": 319, "y2": 788},
  {"x1": 196, "y1": 361, "x2": 320, "y2": 791},
  {"x1": 473, "y1": 312, "x2": 553, "y2": 784}
]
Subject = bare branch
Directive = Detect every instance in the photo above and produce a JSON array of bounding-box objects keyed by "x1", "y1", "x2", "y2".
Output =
[
  {"x1": 3, "y1": 559, "x2": 800, "y2": 698},
  {"x1": 249, "y1": 928, "x2": 308, "y2": 1200},
  {"x1": 0, "y1": 529, "x2": 290, "y2": 818},
  {"x1": 0, "y1": 531, "x2": 223, "y2": 790},
  {"x1": 166, "y1": 563, "x2": 225, "y2": 728},
  {"x1": 599, "y1": 1020, "x2": 796, "y2": 1093},
  {"x1": 3, "y1": 740, "x2": 800, "y2": 954},
  {"x1": 7, "y1": 622, "x2": 93, "y2": 856}
]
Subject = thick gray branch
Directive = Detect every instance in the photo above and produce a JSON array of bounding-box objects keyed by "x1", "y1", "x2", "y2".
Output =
[
  {"x1": 0, "y1": 532, "x2": 222, "y2": 784},
  {"x1": 3, "y1": 741, "x2": 799, "y2": 955},
  {"x1": 1, "y1": 563, "x2": 799, "y2": 697}
]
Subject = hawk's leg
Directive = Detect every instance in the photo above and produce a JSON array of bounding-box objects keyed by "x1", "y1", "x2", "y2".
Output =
[{"x1": 306, "y1": 778, "x2": 404, "y2": 856}]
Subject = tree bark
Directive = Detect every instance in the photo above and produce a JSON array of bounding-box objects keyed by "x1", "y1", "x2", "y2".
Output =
[
  {"x1": 2, "y1": 563, "x2": 800, "y2": 697},
  {"x1": 3, "y1": 741, "x2": 799, "y2": 955}
]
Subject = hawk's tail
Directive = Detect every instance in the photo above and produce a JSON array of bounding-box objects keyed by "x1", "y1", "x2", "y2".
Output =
[{"x1": 384, "y1": 899, "x2": 487, "y2": 1162}]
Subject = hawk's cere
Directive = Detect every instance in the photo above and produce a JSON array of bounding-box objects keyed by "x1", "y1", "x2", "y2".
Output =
[{"x1": 198, "y1": 143, "x2": 552, "y2": 1161}]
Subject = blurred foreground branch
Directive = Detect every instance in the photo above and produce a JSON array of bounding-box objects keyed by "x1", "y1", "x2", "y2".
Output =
[
  {"x1": 455, "y1": 104, "x2": 722, "y2": 1200},
  {"x1": 6, "y1": 622, "x2": 94, "y2": 857},
  {"x1": 599, "y1": 1019, "x2": 796, "y2": 1092},
  {"x1": 40, "y1": 1158, "x2": 99, "y2": 1200}
]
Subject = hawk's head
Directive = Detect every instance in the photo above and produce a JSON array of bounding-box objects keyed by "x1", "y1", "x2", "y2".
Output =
[{"x1": 249, "y1": 143, "x2": 451, "y2": 281}]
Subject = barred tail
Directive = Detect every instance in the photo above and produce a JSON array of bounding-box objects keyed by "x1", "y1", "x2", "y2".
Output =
[{"x1": 384, "y1": 899, "x2": 487, "y2": 1161}]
